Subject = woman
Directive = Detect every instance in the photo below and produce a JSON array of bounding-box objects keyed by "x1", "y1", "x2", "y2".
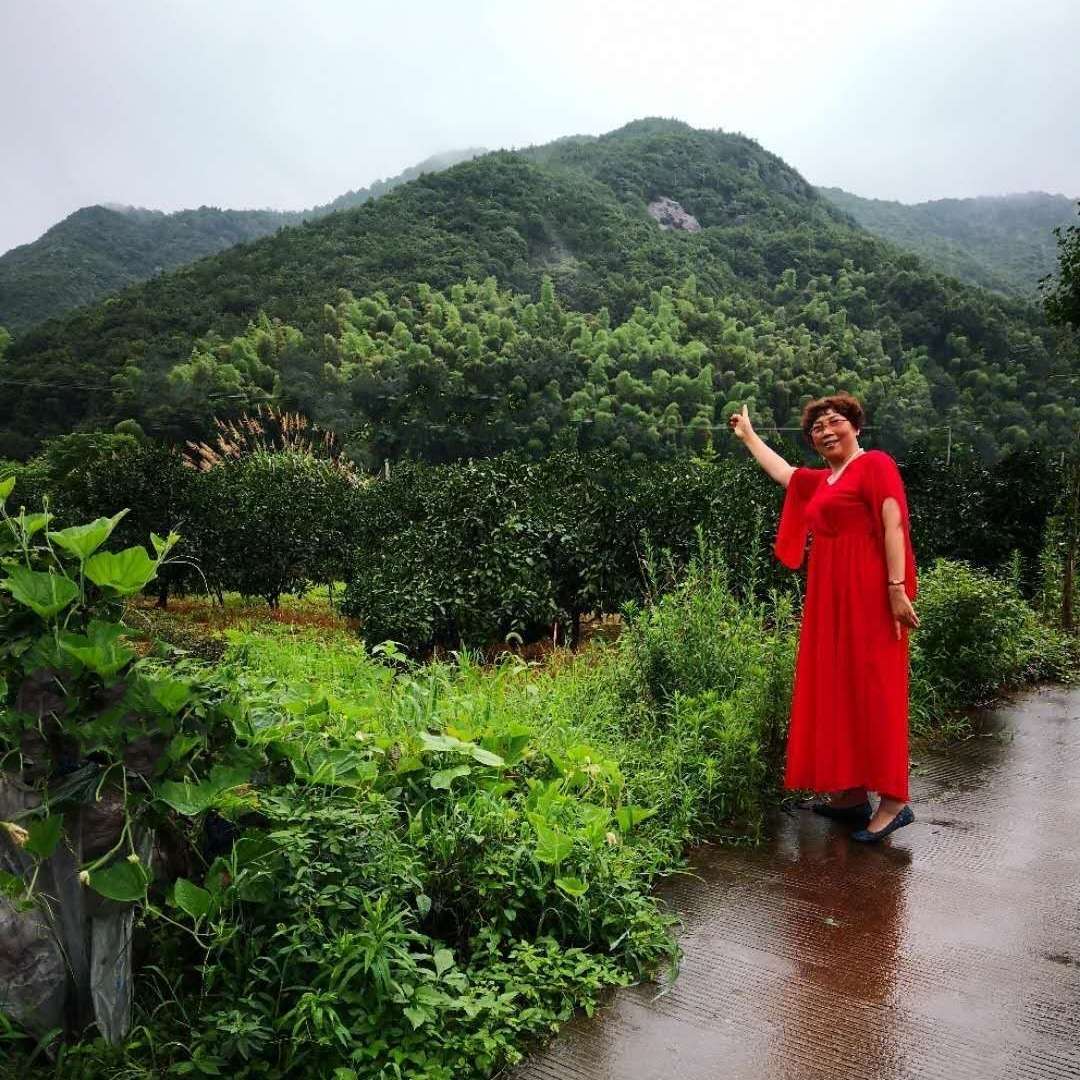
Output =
[{"x1": 729, "y1": 394, "x2": 919, "y2": 842}]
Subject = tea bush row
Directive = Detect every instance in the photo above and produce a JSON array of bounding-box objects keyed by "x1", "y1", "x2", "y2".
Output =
[{"x1": 3, "y1": 434, "x2": 1069, "y2": 648}]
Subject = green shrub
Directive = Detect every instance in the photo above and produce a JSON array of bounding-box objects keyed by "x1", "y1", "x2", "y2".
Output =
[
  {"x1": 193, "y1": 449, "x2": 361, "y2": 605},
  {"x1": 910, "y1": 558, "x2": 1077, "y2": 729},
  {"x1": 343, "y1": 455, "x2": 560, "y2": 650},
  {"x1": 342, "y1": 451, "x2": 786, "y2": 653},
  {"x1": 56, "y1": 439, "x2": 201, "y2": 601},
  {"x1": 610, "y1": 549, "x2": 796, "y2": 840}
]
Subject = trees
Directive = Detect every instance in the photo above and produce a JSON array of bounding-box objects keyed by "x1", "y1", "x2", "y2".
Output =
[
  {"x1": 192, "y1": 449, "x2": 360, "y2": 607},
  {"x1": 1042, "y1": 205, "x2": 1080, "y2": 331},
  {"x1": 0, "y1": 126, "x2": 1076, "y2": 463}
]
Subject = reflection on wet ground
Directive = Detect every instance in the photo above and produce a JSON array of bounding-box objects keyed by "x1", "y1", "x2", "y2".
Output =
[{"x1": 515, "y1": 686, "x2": 1080, "y2": 1080}]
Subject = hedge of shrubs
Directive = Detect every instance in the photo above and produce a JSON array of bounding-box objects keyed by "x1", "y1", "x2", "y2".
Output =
[{"x1": 1, "y1": 433, "x2": 1071, "y2": 651}]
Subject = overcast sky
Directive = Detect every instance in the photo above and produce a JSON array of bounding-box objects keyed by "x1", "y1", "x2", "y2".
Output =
[{"x1": 3, "y1": 0, "x2": 1078, "y2": 255}]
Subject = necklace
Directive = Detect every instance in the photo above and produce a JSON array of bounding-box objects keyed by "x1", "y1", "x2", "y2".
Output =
[{"x1": 826, "y1": 447, "x2": 864, "y2": 485}]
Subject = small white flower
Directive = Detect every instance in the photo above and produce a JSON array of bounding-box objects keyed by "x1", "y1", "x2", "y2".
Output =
[
  {"x1": 126, "y1": 853, "x2": 141, "y2": 864},
  {"x1": 78, "y1": 870, "x2": 91, "y2": 886}
]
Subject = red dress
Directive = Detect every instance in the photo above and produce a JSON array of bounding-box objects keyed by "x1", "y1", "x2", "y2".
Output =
[{"x1": 774, "y1": 450, "x2": 917, "y2": 801}]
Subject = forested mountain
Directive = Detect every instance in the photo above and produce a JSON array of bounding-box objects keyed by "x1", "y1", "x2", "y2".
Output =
[
  {"x1": 1, "y1": 119, "x2": 1077, "y2": 462},
  {"x1": 0, "y1": 205, "x2": 304, "y2": 334},
  {"x1": 308, "y1": 148, "x2": 485, "y2": 216},
  {"x1": 819, "y1": 188, "x2": 1078, "y2": 295},
  {"x1": 0, "y1": 150, "x2": 483, "y2": 333}
]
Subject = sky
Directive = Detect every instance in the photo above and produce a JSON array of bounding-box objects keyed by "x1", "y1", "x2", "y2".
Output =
[{"x1": 2, "y1": 0, "x2": 1078, "y2": 255}]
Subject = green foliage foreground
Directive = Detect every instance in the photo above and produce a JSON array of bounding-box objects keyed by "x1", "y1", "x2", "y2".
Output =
[{"x1": 1, "y1": 476, "x2": 1074, "y2": 1077}]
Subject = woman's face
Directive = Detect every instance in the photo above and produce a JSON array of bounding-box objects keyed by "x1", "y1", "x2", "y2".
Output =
[{"x1": 809, "y1": 409, "x2": 859, "y2": 463}]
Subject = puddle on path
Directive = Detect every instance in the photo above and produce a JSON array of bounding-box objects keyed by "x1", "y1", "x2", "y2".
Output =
[{"x1": 515, "y1": 686, "x2": 1080, "y2": 1080}]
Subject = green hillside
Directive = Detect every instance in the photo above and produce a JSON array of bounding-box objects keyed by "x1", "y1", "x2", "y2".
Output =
[
  {"x1": 0, "y1": 150, "x2": 483, "y2": 333},
  {"x1": 1, "y1": 119, "x2": 1077, "y2": 461},
  {"x1": 819, "y1": 187, "x2": 1078, "y2": 295},
  {"x1": 0, "y1": 205, "x2": 303, "y2": 334},
  {"x1": 310, "y1": 148, "x2": 485, "y2": 215}
]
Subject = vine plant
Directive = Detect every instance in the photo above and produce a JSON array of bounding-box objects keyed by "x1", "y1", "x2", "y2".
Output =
[{"x1": 0, "y1": 476, "x2": 246, "y2": 1037}]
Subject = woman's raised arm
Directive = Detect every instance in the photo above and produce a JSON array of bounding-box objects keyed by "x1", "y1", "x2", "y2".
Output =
[{"x1": 728, "y1": 405, "x2": 796, "y2": 487}]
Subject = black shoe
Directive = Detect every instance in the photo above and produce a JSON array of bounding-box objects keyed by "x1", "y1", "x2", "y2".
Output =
[
  {"x1": 811, "y1": 800, "x2": 872, "y2": 825},
  {"x1": 851, "y1": 805, "x2": 914, "y2": 844}
]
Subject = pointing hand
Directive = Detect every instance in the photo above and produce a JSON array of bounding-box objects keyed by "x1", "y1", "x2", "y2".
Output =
[{"x1": 728, "y1": 404, "x2": 755, "y2": 442}]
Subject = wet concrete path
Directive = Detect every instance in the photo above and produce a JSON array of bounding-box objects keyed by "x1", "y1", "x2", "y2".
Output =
[{"x1": 515, "y1": 685, "x2": 1080, "y2": 1080}]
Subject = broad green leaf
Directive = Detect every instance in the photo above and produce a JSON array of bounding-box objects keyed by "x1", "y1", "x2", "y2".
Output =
[
  {"x1": 433, "y1": 948, "x2": 455, "y2": 976},
  {"x1": 482, "y1": 724, "x2": 532, "y2": 765},
  {"x1": 148, "y1": 677, "x2": 192, "y2": 715},
  {"x1": 419, "y1": 732, "x2": 466, "y2": 753},
  {"x1": 533, "y1": 823, "x2": 574, "y2": 865},
  {"x1": 420, "y1": 731, "x2": 505, "y2": 768},
  {"x1": 416, "y1": 893, "x2": 432, "y2": 917},
  {"x1": 150, "y1": 531, "x2": 180, "y2": 557},
  {"x1": 0, "y1": 869, "x2": 32, "y2": 911},
  {"x1": 232, "y1": 834, "x2": 276, "y2": 868},
  {"x1": 88, "y1": 857, "x2": 150, "y2": 902},
  {"x1": 290, "y1": 746, "x2": 377, "y2": 787},
  {"x1": 59, "y1": 620, "x2": 134, "y2": 678},
  {"x1": 2, "y1": 567, "x2": 79, "y2": 619},
  {"x1": 48, "y1": 511, "x2": 128, "y2": 561},
  {"x1": 25, "y1": 815, "x2": 64, "y2": 859},
  {"x1": 468, "y1": 745, "x2": 505, "y2": 767},
  {"x1": 155, "y1": 766, "x2": 249, "y2": 816},
  {"x1": 166, "y1": 732, "x2": 203, "y2": 764},
  {"x1": 577, "y1": 803, "x2": 612, "y2": 846},
  {"x1": 615, "y1": 805, "x2": 658, "y2": 833},
  {"x1": 414, "y1": 983, "x2": 452, "y2": 1006},
  {"x1": 0, "y1": 868, "x2": 23, "y2": 896},
  {"x1": 403, "y1": 1005, "x2": 429, "y2": 1030},
  {"x1": 430, "y1": 764, "x2": 471, "y2": 790},
  {"x1": 155, "y1": 779, "x2": 215, "y2": 816},
  {"x1": 19, "y1": 512, "x2": 52, "y2": 538},
  {"x1": 174, "y1": 877, "x2": 212, "y2": 919},
  {"x1": 85, "y1": 546, "x2": 157, "y2": 595},
  {"x1": 0, "y1": 476, "x2": 14, "y2": 502},
  {"x1": 555, "y1": 876, "x2": 589, "y2": 898}
]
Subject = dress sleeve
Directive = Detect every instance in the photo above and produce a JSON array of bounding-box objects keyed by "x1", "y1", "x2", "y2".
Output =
[
  {"x1": 774, "y1": 467, "x2": 827, "y2": 570},
  {"x1": 860, "y1": 451, "x2": 918, "y2": 599}
]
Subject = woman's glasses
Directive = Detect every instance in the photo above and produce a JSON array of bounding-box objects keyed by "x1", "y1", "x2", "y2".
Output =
[{"x1": 810, "y1": 414, "x2": 849, "y2": 437}]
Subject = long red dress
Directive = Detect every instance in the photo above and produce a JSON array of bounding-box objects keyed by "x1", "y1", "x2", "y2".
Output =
[{"x1": 774, "y1": 450, "x2": 917, "y2": 801}]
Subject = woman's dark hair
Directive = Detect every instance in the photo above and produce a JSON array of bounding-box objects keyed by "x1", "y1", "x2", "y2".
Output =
[{"x1": 800, "y1": 393, "x2": 866, "y2": 442}]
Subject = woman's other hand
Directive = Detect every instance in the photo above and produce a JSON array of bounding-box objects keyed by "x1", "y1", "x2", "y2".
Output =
[
  {"x1": 728, "y1": 404, "x2": 755, "y2": 443},
  {"x1": 889, "y1": 588, "x2": 919, "y2": 640}
]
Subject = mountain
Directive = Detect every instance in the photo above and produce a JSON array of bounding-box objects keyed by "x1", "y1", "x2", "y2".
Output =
[
  {"x1": 308, "y1": 148, "x2": 486, "y2": 216},
  {"x1": 0, "y1": 119, "x2": 1076, "y2": 462},
  {"x1": 0, "y1": 205, "x2": 304, "y2": 334},
  {"x1": 819, "y1": 188, "x2": 1078, "y2": 295},
  {"x1": 0, "y1": 149, "x2": 484, "y2": 333}
]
